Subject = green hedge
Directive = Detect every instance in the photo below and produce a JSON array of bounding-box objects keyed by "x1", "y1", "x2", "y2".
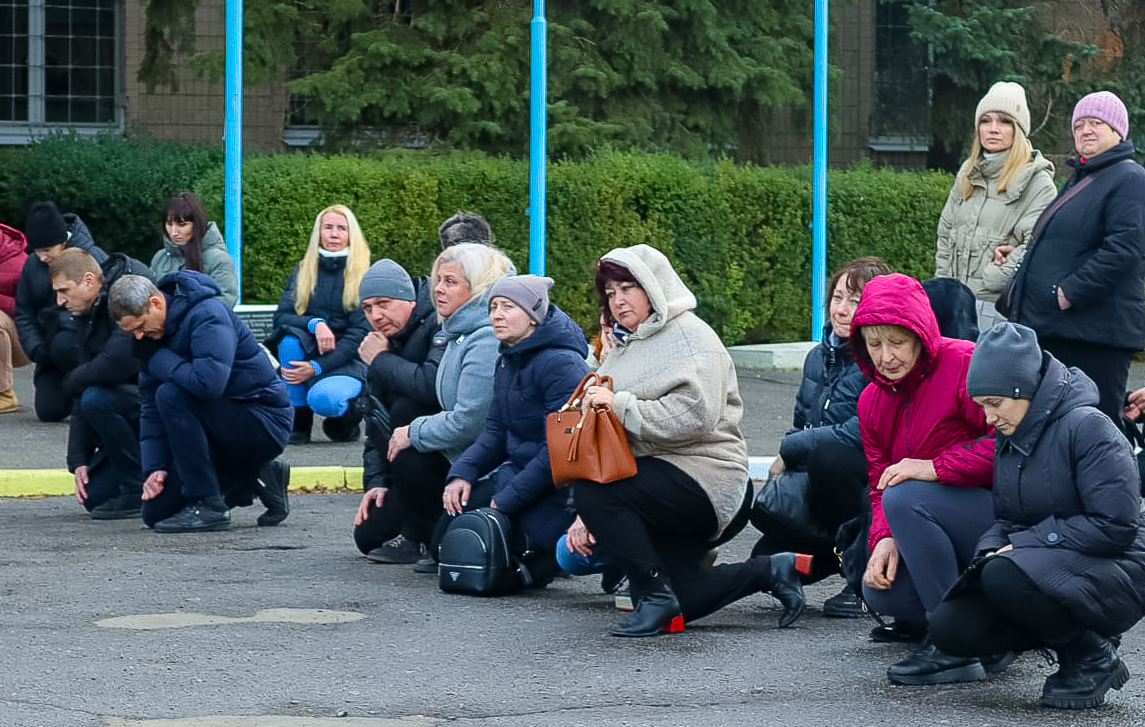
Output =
[
  {"x1": 0, "y1": 133, "x2": 223, "y2": 264},
  {"x1": 0, "y1": 137, "x2": 953, "y2": 343}
]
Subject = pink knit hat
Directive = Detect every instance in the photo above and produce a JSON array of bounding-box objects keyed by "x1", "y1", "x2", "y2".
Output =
[{"x1": 1072, "y1": 91, "x2": 1129, "y2": 140}]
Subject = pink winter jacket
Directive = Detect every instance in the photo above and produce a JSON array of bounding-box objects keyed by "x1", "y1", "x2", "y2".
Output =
[{"x1": 851, "y1": 273, "x2": 994, "y2": 550}]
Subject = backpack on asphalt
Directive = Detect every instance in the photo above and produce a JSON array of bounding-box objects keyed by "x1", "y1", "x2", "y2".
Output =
[{"x1": 438, "y1": 507, "x2": 523, "y2": 596}]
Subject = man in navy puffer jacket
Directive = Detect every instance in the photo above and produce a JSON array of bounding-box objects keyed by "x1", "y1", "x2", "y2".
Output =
[{"x1": 109, "y1": 271, "x2": 293, "y2": 533}]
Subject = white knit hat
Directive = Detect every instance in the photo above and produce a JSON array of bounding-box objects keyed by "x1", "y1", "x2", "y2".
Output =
[{"x1": 975, "y1": 82, "x2": 1031, "y2": 136}]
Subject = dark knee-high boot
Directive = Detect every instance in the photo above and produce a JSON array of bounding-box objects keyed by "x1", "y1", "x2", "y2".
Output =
[
  {"x1": 1042, "y1": 630, "x2": 1130, "y2": 709},
  {"x1": 290, "y1": 407, "x2": 313, "y2": 445}
]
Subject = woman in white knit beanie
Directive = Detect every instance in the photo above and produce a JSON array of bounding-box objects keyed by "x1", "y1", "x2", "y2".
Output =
[{"x1": 934, "y1": 81, "x2": 1057, "y2": 331}]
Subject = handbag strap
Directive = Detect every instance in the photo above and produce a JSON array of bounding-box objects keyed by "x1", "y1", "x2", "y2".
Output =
[
  {"x1": 556, "y1": 372, "x2": 615, "y2": 413},
  {"x1": 1026, "y1": 159, "x2": 1134, "y2": 255}
]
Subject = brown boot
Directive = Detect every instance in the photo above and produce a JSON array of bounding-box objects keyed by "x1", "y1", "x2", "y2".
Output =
[{"x1": 0, "y1": 389, "x2": 19, "y2": 414}]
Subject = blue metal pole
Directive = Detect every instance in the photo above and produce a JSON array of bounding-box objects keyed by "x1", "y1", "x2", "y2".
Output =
[
  {"x1": 810, "y1": 0, "x2": 829, "y2": 341},
  {"x1": 224, "y1": 0, "x2": 244, "y2": 301},
  {"x1": 527, "y1": 0, "x2": 547, "y2": 275}
]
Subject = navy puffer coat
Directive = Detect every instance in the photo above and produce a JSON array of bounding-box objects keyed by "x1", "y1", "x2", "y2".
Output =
[
  {"x1": 267, "y1": 255, "x2": 369, "y2": 381},
  {"x1": 979, "y1": 355, "x2": 1145, "y2": 636},
  {"x1": 778, "y1": 326, "x2": 865, "y2": 468},
  {"x1": 139, "y1": 271, "x2": 291, "y2": 473},
  {"x1": 448, "y1": 305, "x2": 590, "y2": 550}
]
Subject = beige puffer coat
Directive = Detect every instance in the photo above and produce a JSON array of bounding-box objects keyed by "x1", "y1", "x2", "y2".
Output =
[{"x1": 934, "y1": 150, "x2": 1057, "y2": 301}]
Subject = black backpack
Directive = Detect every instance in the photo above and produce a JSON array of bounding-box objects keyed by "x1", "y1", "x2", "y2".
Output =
[{"x1": 438, "y1": 508, "x2": 524, "y2": 596}]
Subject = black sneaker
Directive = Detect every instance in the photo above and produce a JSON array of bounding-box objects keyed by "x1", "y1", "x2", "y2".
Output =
[
  {"x1": 412, "y1": 556, "x2": 438, "y2": 574},
  {"x1": 887, "y1": 642, "x2": 986, "y2": 686},
  {"x1": 365, "y1": 534, "x2": 426, "y2": 564},
  {"x1": 153, "y1": 499, "x2": 231, "y2": 533},
  {"x1": 256, "y1": 459, "x2": 291, "y2": 527},
  {"x1": 823, "y1": 584, "x2": 868, "y2": 618},
  {"x1": 89, "y1": 493, "x2": 142, "y2": 521}
]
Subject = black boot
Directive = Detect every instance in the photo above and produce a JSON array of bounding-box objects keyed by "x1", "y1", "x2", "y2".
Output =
[
  {"x1": 290, "y1": 407, "x2": 313, "y2": 445},
  {"x1": 610, "y1": 582, "x2": 683, "y2": 638},
  {"x1": 153, "y1": 497, "x2": 231, "y2": 533},
  {"x1": 256, "y1": 459, "x2": 291, "y2": 527},
  {"x1": 1042, "y1": 631, "x2": 1130, "y2": 709},
  {"x1": 763, "y1": 552, "x2": 812, "y2": 628},
  {"x1": 886, "y1": 640, "x2": 985, "y2": 686},
  {"x1": 322, "y1": 412, "x2": 361, "y2": 443}
]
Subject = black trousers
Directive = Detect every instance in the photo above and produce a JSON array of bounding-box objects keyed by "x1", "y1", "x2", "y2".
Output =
[
  {"x1": 353, "y1": 397, "x2": 451, "y2": 552},
  {"x1": 930, "y1": 556, "x2": 1085, "y2": 656},
  {"x1": 575, "y1": 457, "x2": 777, "y2": 622},
  {"x1": 753, "y1": 441, "x2": 869, "y2": 583},
  {"x1": 32, "y1": 363, "x2": 70, "y2": 422},
  {"x1": 1040, "y1": 337, "x2": 1134, "y2": 431}
]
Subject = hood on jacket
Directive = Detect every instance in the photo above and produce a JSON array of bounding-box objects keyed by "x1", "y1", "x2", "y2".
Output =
[
  {"x1": 851, "y1": 273, "x2": 941, "y2": 389},
  {"x1": 1069, "y1": 139, "x2": 1137, "y2": 174},
  {"x1": 441, "y1": 283, "x2": 497, "y2": 338},
  {"x1": 499, "y1": 304, "x2": 587, "y2": 360},
  {"x1": 92, "y1": 253, "x2": 153, "y2": 316},
  {"x1": 158, "y1": 270, "x2": 224, "y2": 334},
  {"x1": 966, "y1": 149, "x2": 1055, "y2": 203},
  {"x1": 600, "y1": 244, "x2": 696, "y2": 339},
  {"x1": 922, "y1": 277, "x2": 979, "y2": 341},
  {"x1": 1003, "y1": 354, "x2": 1100, "y2": 454},
  {"x1": 0, "y1": 224, "x2": 26, "y2": 265},
  {"x1": 161, "y1": 221, "x2": 226, "y2": 260}
]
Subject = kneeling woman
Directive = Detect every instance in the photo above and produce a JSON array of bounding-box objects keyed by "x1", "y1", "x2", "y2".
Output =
[
  {"x1": 852, "y1": 273, "x2": 995, "y2": 684},
  {"x1": 930, "y1": 323, "x2": 1145, "y2": 710},
  {"x1": 268, "y1": 205, "x2": 371, "y2": 443},
  {"x1": 441, "y1": 275, "x2": 589, "y2": 577},
  {"x1": 574, "y1": 245, "x2": 810, "y2": 637}
]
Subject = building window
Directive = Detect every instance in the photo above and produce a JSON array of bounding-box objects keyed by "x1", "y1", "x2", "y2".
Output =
[
  {"x1": 0, "y1": 0, "x2": 120, "y2": 140},
  {"x1": 870, "y1": 0, "x2": 931, "y2": 151}
]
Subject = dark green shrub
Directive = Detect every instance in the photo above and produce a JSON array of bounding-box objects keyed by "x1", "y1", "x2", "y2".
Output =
[{"x1": 0, "y1": 133, "x2": 223, "y2": 264}]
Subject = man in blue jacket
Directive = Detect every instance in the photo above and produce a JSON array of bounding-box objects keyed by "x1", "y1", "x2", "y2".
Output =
[{"x1": 108, "y1": 271, "x2": 292, "y2": 533}]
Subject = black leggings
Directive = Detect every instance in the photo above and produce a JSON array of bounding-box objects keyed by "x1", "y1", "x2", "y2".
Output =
[
  {"x1": 930, "y1": 556, "x2": 1085, "y2": 656},
  {"x1": 575, "y1": 457, "x2": 778, "y2": 622}
]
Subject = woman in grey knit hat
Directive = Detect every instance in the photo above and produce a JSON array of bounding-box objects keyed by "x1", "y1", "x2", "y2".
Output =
[{"x1": 930, "y1": 322, "x2": 1145, "y2": 710}]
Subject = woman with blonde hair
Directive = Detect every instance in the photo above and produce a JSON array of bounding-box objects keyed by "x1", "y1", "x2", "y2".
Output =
[
  {"x1": 934, "y1": 81, "x2": 1056, "y2": 331},
  {"x1": 268, "y1": 204, "x2": 372, "y2": 444}
]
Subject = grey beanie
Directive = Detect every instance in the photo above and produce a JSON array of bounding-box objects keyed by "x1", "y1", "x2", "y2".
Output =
[
  {"x1": 967, "y1": 322, "x2": 1043, "y2": 400},
  {"x1": 488, "y1": 274, "x2": 554, "y2": 323},
  {"x1": 359, "y1": 259, "x2": 415, "y2": 302}
]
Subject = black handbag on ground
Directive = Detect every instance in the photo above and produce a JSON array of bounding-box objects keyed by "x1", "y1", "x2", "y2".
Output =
[
  {"x1": 750, "y1": 471, "x2": 834, "y2": 542},
  {"x1": 438, "y1": 507, "x2": 524, "y2": 596}
]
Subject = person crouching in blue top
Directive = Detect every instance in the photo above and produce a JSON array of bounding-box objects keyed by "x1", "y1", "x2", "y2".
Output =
[
  {"x1": 930, "y1": 322, "x2": 1145, "y2": 709},
  {"x1": 436, "y1": 275, "x2": 590, "y2": 586},
  {"x1": 110, "y1": 272, "x2": 293, "y2": 532}
]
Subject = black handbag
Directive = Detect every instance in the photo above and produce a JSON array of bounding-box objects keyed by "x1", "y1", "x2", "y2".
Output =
[{"x1": 750, "y1": 471, "x2": 834, "y2": 542}]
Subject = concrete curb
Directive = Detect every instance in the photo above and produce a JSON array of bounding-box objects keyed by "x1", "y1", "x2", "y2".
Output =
[
  {"x1": 0, "y1": 466, "x2": 365, "y2": 498},
  {"x1": 0, "y1": 460, "x2": 775, "y2": 498}
]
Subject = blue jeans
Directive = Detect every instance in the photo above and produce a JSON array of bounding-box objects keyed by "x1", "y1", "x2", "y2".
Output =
[
  {"x1": 78, "y1": 385, "x2": 142, "y2": 511},
  {"x1": 277, "y1": 335, "x2": 361, "y2": 416},
  {"x1": 141, "y1": 383, "x2": 286, "y2": 527},
  {"x1": 862, "y1": 479, "x2": 994, "y2": 622}
]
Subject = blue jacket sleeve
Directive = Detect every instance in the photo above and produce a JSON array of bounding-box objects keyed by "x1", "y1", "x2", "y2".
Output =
[
  {"x1": 138, "y1": 373, "x2": 170, "y2": 474},
  {"x1": 487, "y1": 351, "x2": 590, "y2": 514},
  {"x1": 146, "y1": 301, "x2": 236, "y2": 399},
  {"x1": 448, "y1": 400, "x2": 510, "y2": 487}
]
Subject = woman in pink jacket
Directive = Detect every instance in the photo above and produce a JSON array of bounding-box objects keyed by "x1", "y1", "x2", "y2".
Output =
[{"x1": 851, "y1": 273, "x2": 995, "y2": 686}]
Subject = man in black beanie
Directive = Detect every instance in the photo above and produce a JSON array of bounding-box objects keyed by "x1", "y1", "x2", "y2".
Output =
[
  {"x1": 15, "y1": 200, "x2": 106, "y2": 421},
  {"x1": 352, "y1": 258, "x2": 448, "y2": 564}
]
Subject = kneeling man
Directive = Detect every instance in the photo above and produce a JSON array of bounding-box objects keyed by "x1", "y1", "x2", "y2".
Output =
[{"x1": 109, "y1": 271, "x2": 292, "y2": 532}]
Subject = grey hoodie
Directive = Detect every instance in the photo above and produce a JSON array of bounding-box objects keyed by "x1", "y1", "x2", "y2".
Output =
[{"x1": 597, "y1": 244, "x2": 748, "y2": 535}]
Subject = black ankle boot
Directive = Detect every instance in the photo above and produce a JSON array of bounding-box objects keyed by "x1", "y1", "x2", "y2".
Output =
[
  {"x1": 609, "y1": 583, "x2": 682, "y2": 638},
  {"x1": 256, "y1": 459, "x2": 291, "y2": 526},
  {"x1": 763, "y1": 552, "x2": 811, "y2": 628},
  {"x1": 887, "y1": 640, "x2": 985, "y2": 685},
  {"x1": 1042, "y1": 631, "x2": 1130, "y2": 709},
  {"x1": 290, "y1": 407, "x2": 313, "y2": 445}
]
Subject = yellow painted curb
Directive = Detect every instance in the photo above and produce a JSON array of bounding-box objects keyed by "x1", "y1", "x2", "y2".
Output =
[{"x1": 0, "y1": 467, "x2": 363, "y2": 498}]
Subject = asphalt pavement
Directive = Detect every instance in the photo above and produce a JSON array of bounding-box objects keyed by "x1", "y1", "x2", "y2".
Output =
[{"x1": 1, "y1": 362, "x2": 1144, "y2": 726}]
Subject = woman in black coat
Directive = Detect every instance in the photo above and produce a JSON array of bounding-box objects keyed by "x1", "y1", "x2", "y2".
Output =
[
  {"x1": 267, "y1": 204, "x2": 371, "y2": 444},
  {"x1": 930, "y1": 322, "x2": 1145, "y2": 710},
  {"x1": 752, "y1": 256, "x2": 890, "y2": 616}
]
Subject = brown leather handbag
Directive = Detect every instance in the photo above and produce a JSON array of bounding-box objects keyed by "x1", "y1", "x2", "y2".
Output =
[{"x1": 546, "y1": 373, "x2": 637, "y2": 487}]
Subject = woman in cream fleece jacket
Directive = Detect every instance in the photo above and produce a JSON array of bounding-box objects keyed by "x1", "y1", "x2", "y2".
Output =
[{"x1": 570, "y1": 244, "x2": 810, "y2": 637}]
